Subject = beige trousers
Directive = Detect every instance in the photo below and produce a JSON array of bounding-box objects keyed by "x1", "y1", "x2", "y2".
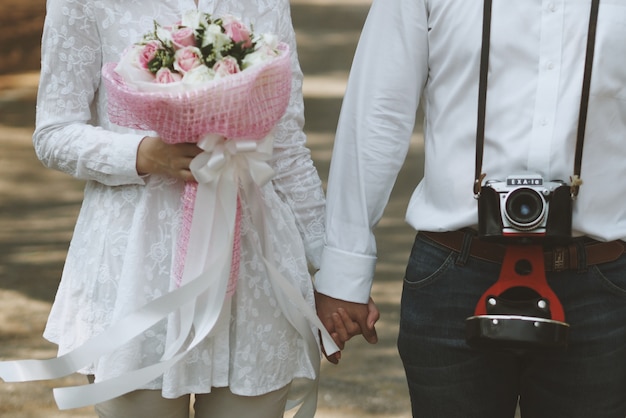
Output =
[{"x1": 87, "y1": 377, "x2": 291, "y2": 418}]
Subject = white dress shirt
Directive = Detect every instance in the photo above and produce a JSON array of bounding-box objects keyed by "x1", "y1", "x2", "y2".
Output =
[{"x1": 315, "y1": 0, "x2": 626, "y2": 304}]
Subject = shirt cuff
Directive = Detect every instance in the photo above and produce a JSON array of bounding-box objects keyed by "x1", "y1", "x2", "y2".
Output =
[
  {"x1": 81, "y1": 132, "x2": 148, "y2": 186},
  {"x1": 314, "y1": 246, "x2": 376, "y2": 304},
  {"x1": 121, "y1": 133, "x2": 149, "y2": 184}
]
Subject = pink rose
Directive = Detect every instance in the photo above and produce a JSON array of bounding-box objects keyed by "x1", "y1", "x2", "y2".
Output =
[
  {"x1": 155, "y1": 67, "x2": 182, "y2": 84},
  {"x1": 138, "y1": 41, "x2": 161, "y2": 69},
  {"x1": 174, "y1": 46, "x2": 203, "y2": 74},
  {"x1": 213, "y1": 56, "x2": 241, "y2": 78},
  {"x1": 172, "y1": 27, "x2": 196, "y2": 48},
  {"x1": 222, "y1": 16, "x2": 253, "y2": 48}
]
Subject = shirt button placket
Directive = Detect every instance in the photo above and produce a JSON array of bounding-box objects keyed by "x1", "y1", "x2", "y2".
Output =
[{"x1": 528, "y1": 0, "x2": 563, "y2": 174}]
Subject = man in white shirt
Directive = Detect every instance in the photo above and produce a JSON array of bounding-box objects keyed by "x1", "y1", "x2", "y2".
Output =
[{"x1": 315, "y1": 0, "x2": 626, "y2": 416}]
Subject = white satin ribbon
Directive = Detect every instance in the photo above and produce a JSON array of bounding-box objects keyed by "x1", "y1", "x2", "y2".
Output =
[
  {"x1": 162, "y1": 133, "x2": 275, "y2": 359},
  {"x1": 190, "y1": 133, "x2": 275, "y2": 187},
  {"x1": 0, "y1": 132, "x2": 339, "y2": 417}
]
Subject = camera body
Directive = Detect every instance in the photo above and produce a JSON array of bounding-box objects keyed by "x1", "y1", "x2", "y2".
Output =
[
  {"x1": 470, "y1": 173, "x2": 573, "y2": 351},
  {"x1": 478, "y1": 173, "x2": 573, "y2": 244}
]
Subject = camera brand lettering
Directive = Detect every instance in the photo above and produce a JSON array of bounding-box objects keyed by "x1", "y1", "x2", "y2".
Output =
[{"x1": 507, "y1": 178, "x2": 543, "y2": 186}]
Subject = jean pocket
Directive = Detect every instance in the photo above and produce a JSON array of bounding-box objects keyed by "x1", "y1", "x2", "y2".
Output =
[
  {"x1": 403, "y1": 235, "x2": 456, "y2": 289},
  {"x1": 590, "y1": 254, "x2": 626, "y2": 298}
]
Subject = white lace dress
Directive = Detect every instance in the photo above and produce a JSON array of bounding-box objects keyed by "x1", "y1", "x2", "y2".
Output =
[{"x1": 34, "y1": 0, "x2": 325, "y2": 398}]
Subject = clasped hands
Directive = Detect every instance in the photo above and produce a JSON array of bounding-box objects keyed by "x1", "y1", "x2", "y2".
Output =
[{"x1": 315, "y1": 291, "x2": 380, "y2": 364}]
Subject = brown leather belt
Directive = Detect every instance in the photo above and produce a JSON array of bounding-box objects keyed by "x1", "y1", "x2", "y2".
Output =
[{"x1": 420, "y1": 230, "x2": 626, "y2": 272}]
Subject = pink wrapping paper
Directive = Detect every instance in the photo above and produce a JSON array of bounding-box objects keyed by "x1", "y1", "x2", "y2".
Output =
[{"x1": 102, "y1": 43, "x2": 292, "y2": 294}]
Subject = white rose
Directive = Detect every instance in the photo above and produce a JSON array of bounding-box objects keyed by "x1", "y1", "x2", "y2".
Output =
[
  {"x1": 155, "y1": 25, "x2": 174, "y2": 45},
  {"x1": 119, "y1": 44, "x2": 143, "y2": 70},
  {"x1": 242, "y1": 50, "x2": 263, "y2": 69},
  {"x1": 181, "y1": 10, "x2": 203, "y2": 29},
  {"x1": 242, "y1": 45, "x2": 278, "y2": 69},
  {"x1": 202, "y1": 23, "x2": 232, "y2": 53},
  {"x1": 255, "y1": 33, "x2": 279, "y2": 51},
  {"x1": 182, "y1": 64, "x2": 215, "y2": 85}
]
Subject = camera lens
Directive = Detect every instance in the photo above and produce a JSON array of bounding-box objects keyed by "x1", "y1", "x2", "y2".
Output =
[{"x1": 504, "y1": 188, "x2": 546, "y2": 230}]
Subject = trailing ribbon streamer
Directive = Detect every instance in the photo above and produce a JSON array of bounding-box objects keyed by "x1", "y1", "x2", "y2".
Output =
[
  {"x1": 54, "y1": 265, "x2": 233, "y2": 409},
  {"x1": 263, "y1": 257, "x2": 337, "y2": 417},
  {"x1": 0, "y1": 259, "x2": 226, "y2": 383},
  {"x1": 163, "y1": 133, "x2": 274, "y2": 359},
  {"x1": 0, "y1": 131, "x2": 339, "y2": 417}
]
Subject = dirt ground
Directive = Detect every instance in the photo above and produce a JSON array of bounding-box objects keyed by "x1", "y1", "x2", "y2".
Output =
[{"x1": 0, "y1": 0, "x2": 418, "y2": 416}]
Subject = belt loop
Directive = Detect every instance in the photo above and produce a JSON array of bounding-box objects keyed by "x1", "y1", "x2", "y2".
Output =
[
  {"x1": 456, "y1": 230, "x2": 473, "y2": 266},
  {"x1": 575, "y1": 240, "x2": 588, "y2": 272}
]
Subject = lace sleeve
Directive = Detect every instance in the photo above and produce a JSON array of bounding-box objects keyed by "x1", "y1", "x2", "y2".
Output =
[
  {"x1": 32, "y1": 0, "x2": 145, "y2": 186},
  {"x1": 269, "y1": 1, "x2": 326, "y2": 268}
]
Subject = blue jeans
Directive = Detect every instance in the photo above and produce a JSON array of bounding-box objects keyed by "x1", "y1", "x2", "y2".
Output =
[{"x1": 397, "y1": 232, "x2": 626, "y2": 418}]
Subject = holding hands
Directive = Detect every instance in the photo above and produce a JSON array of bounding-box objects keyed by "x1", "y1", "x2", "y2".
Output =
[{"x1": 315, "y1": 291, "x2": 380, "y2": 364}]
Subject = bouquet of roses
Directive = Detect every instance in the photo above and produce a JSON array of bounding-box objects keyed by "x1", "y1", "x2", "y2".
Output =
[
  {"x1": 104, "y1": 11, "x2": 291, "y2": 140},
  {"x1": 102, "y1": 11, "x2": 292, "y2": 292}
]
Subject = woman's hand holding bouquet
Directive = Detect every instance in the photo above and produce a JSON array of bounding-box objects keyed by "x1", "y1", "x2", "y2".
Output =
[{"x1": 136, "y1": 137, "x2": 202, "y2": 182}]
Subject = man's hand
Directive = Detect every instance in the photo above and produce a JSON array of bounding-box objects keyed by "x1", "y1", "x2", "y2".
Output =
[
  {"x1": 136, "y1": 136, "x2": 203, "y2": 181},
  {"x1": 315, "y1": 291, "x2": 379, "y2": 364}
]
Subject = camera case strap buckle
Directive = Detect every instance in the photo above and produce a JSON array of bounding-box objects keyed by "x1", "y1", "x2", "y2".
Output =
[{"x1": 465, "y1": 245, "x2": 569, "y2": 351}]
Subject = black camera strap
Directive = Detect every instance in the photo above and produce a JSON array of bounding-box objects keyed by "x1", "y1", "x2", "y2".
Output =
[{"x1": 473, "y1": 0, "x2": 600, "y2": 198}]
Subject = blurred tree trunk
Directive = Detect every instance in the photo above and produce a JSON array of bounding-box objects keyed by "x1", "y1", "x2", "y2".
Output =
[{"x1": 0, "y1": 0, "x2": 45, "y2": 75}]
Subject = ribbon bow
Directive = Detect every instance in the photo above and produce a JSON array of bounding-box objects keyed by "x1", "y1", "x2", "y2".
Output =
[{"x1": 190, "y1": 133, "x2": 275, "y2": 187}]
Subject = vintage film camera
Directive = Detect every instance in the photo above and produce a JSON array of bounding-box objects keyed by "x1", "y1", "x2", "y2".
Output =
[
  {"x1": 477, "y1": 173, "x2": 572, "y2": 244},
  {"x1": 466, "y1": 173, "x2": 572, "y2": 351}
]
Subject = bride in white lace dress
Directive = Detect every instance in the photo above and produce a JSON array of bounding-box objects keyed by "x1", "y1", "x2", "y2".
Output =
[{"x1": 31, "y1": 0, "x2": 327, "y2": 416}]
